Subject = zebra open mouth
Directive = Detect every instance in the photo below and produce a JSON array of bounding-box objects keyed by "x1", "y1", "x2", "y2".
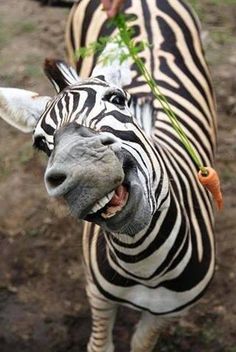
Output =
[{"x1": 88, "y1": 185, "x2": 129, "y2": 219}]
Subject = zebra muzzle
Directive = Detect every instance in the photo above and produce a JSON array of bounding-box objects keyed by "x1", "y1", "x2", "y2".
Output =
[{"x1": 44, "y1": 123, "x2": 125, "y2": 219}]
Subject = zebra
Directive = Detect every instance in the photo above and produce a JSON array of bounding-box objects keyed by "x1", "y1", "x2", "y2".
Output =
[{"x1": 0, "y1": 0, "x2": 217, "y2": 351}]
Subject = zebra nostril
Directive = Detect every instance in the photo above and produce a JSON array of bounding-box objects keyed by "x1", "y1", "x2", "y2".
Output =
[
  {"x1": 100, "y1": 134, "x2": 120, "y2": 149},
  {"x1": 46, "y1": 172, "x2": 67, "y2": 189},
  {"x1": 101, "y1": 136, "x2": 116, "y2": 146}
]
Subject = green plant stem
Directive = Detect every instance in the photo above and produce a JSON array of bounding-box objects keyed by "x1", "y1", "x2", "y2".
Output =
[{"x1": 114, "y1": 14, "x2": 207, "y2": 174}]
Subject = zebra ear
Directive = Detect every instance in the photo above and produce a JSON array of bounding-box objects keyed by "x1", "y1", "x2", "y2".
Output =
[
  {"x1": 0, "y1": 87, "x2": 51, "y2": 133},
  {"x1": 91, "y1": 43, "x2": 132, "y2": 88},
  {"x1": 44, "y1": 58, "x2": 80, "y2": 93}
]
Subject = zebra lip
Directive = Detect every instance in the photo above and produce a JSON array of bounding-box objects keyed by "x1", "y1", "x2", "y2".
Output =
[
  {"x1": 87, "y1": 184, "x2": 129, "y2": 220},
  {"x1": 100, "y1": 185, "x2": 129, "y2": 219}
]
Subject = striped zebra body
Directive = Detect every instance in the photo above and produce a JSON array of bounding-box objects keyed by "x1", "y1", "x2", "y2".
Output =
[
  {"x1": 65, "y1": 0, "x2": 216, "y2": 314},
  {"x1": 0, "y1": 0, "x2": 217, "y2": 351}
]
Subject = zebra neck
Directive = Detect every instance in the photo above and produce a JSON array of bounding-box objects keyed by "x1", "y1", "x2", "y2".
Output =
[{"x1": 104, "y1": 192, "x2": 190, "y2": 280}]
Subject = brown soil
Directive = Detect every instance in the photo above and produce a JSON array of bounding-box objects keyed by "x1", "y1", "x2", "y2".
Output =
[{"x1": 0, "y1": 0, "x2": 235, "y2": 351}]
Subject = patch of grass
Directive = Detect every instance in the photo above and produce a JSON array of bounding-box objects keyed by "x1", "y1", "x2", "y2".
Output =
[
  {"x1": 187, "y1": 0, "x2": 235, "y2": 65},
  {"x1": 24, "y1": 64, "x2": 42, "y2": 79},
  {"x1": 188, "y1": 0, "x2": 236, "y2": 16},
  {"x1": 17, "y1": 143, "x2": 34, "y2": 165},
  {"x1": 220, "y1": 168, "x2": 236, "y2": 183},
  {"x1": 17, "y1": 21, "x2": 37, "y2": 34},
  {"x1": 158, "y1": 324, "x2": 198, "y2": 352},
  {"x1": 211, "y1": 29, "x2": 232, "y2": 45},
  {"x1": 21, "y1": 53, "x2": 44, "y2": 80},
  {"x1": 199, "y1": 325, "x2": 218, "y2": 345},
  {"x1": 0, "y1": 16, "x2": 11, "y2": 48},
  {"x1": 10, "y1": 20, "x2": 38, "y2": 37},
  {"x1": 0, "y1": 157, "x2": 11, "y2": 181},
  {"x1": 26, "y1": 228, "x2": 41, "y2": 237},
  {"x1": 0, "y1": 73, "x2": 17, "y2": 86},
  {"x1": 0, "y1": 140, "x2": 35, "y2": 182},
  {"x1": 0, "y1": 16, "x2": 38, "y2": 49},
  {"x1": 228, "y1": 348, "x2": 236, "y2": 352},
  {"x1": 157, "y1": 313, "x2": 230, "y2": 352},
  {"x1": 210, "y1": 0, "x2": 236, "y2": 4}
]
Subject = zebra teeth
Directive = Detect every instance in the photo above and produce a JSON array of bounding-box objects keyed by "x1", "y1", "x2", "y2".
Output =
[
  {"x1": 101, "y1": 191, "x2": 129, "y2": 219},
  {"x1": 89, "y1": 191, "x2": 115, "y2": 214}
]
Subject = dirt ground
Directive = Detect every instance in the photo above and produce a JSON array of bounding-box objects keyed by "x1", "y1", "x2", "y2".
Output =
[{"x1": 0, "y1": 0, "x2": 235, "y2": 351}]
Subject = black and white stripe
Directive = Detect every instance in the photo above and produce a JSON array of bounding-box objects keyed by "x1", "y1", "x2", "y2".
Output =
[{"x1": 35, "y1": 0, "x2": 217, "y2": 350}]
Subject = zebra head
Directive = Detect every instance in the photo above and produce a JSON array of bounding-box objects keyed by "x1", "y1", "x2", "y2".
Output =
[{"x1": 0, "y1": 58, "x2": 168, "y2": 236}]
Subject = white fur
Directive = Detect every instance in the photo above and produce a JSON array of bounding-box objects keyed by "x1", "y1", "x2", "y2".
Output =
[{"x1": 0, "y1": 87, "x2": 50, "y2": 133}]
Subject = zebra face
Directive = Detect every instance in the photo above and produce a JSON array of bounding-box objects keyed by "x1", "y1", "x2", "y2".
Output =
[{"x1": 34, "y1": 78, "x2": 155, "y2": 235}]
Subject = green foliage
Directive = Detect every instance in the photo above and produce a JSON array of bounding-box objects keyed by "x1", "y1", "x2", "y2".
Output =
[
  {"x1": 76, "y1": 14, "x2": 149, "y2": 65},
  {"x1": 76, "y1": 35, "x2": 112, "y2": 60}
]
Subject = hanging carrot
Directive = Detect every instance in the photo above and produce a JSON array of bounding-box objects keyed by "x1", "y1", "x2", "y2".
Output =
[{"x1": 198, "y1": 167, "x2": 223, "y2": 211}]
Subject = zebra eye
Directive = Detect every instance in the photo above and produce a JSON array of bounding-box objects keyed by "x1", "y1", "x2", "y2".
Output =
[
  {"x1": 105, "y1": 92, "x2": 126, "y2": 107},
  {"x1": 33, "y1": 135, "x2": 51, "y2": 156}
]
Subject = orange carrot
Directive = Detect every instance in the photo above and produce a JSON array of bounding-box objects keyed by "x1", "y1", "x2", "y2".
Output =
[{"x1": 198, "y1": 167, "x2": 223, "y2": 211}]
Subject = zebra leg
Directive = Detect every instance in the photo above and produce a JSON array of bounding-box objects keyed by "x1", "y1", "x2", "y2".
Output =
[
  {"x1": 87, "y1": 286, "x2": 117, "y2": 352},
  {"x1": 130, "y1": 311, "x2": 167, "y2": 352}
]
